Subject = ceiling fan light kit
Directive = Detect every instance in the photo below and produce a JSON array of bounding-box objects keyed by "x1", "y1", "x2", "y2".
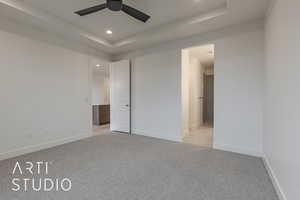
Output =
[{"x1": 75, "y1": 0, "x2": 151, "y2": 23}]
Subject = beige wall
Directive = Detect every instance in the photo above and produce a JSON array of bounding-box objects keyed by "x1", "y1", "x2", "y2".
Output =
[
  {"x1": 92, "y1": 73, "x2": 110, "y2": 105},
  {"x1": 188, "y1": 57, "x2": 204, "y2": 130},
  {"x1": 181, "y1": 49, "x2": 190, "y2": 137}
]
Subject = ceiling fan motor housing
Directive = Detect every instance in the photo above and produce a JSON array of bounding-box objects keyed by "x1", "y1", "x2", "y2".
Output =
[{"x1": 107, "y1": 0, "x2": 123, "y2": 11}]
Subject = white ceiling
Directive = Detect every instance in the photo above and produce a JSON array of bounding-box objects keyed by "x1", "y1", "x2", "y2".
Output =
[
  {"x1": 23, "y1": 0, "x2": 227, "y2": 42},
  {"x1": 0, "y1": 0, "x2": 270, "y2": 56}
]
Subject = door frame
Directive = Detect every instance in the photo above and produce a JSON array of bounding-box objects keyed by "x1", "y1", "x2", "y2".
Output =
[
  {"x1": 181, "y1": 44, "x2": 215, "y2": 146},
  {"x1": 109, "y1": 59, "x2": 132, "y2": 134},
  {"x1": 89, "y1": 59, "x2": 132, "y2": 135},
  {"x1": 129, "y1": 60, "x2": 132, "y2": 135}
]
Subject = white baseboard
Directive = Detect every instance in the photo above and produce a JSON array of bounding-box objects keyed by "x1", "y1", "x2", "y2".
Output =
[
  {"x1": 213, "y1": 143, "x2": 263, "y2": 157},
  {"x1": 262, "y1": 156, "x2": 287, "y2": 200},
  {"x1": 0, "y1": 133, "x2": 92, "y2": 161},
  {"x1": 132, "y1": 129, "x2": 182, "y2": 143}
]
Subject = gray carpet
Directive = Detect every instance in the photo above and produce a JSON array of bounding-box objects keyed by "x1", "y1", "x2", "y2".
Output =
[{"x1": 0, "y1": 133, "x2": 278, "y2": 200}]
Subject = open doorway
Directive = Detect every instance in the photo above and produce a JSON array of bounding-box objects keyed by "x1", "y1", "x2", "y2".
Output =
[
  {"x1": 182, "y1": 44, "x2": 214, "y2": 147},
  {"x1": 91, "y1": 61, "x2": 111, "y2": 135}
]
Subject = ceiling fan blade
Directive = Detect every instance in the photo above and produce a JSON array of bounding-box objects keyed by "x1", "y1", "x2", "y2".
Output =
[
  {"x1": 122, "y1": 4, "x2": 150, "y2": 23},
  {"x1": 75, "y1": 4, "x2": 107, "y2": 16}
]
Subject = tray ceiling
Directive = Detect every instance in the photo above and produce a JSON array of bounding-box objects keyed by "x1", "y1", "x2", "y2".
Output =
[{"x1": 0, "y1": 0, "x2": 270, "y2": 55}]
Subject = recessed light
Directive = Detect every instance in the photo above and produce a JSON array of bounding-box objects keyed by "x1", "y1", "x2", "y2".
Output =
[
  {"x1": 106, "y1": 30, "x2": 112, "y2": 35},
  {"x1": 96, "y1": 64, "x2": 101, "y2": 67}
]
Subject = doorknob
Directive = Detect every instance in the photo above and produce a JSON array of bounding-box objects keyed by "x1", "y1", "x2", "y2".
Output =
[{"x1": 125, "y1": 104, "x2": 130, "y2": 107}]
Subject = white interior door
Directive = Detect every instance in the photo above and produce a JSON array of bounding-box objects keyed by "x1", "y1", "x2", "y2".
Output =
[{"x1": 110, "y1": 60, "x2": 130, "y2": 133}]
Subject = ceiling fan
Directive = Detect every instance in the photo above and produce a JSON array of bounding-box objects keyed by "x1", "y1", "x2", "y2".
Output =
[{"x1": 75, "y1": 0, "x2": 151, "y2": 23}]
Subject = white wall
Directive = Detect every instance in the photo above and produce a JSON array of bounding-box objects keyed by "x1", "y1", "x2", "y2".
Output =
[
  {"x1": 0, "y1": 20, "x2": 104, "y2": 160},
  {"x1": 92, "y1": 74, "x2": 110, "y2": 105},
  {"x1": 213, "y1": 29, "x2": 264, "y2": 156},
  {"x1": 123, "y1": 21, "x2": 264, "y2": 156},
  {"x1": 131, "y1": 50, "x2": 182, "y2": 142},
  {"x1": 264, "y1": 0, "x2": 300, "y2": 199}
]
